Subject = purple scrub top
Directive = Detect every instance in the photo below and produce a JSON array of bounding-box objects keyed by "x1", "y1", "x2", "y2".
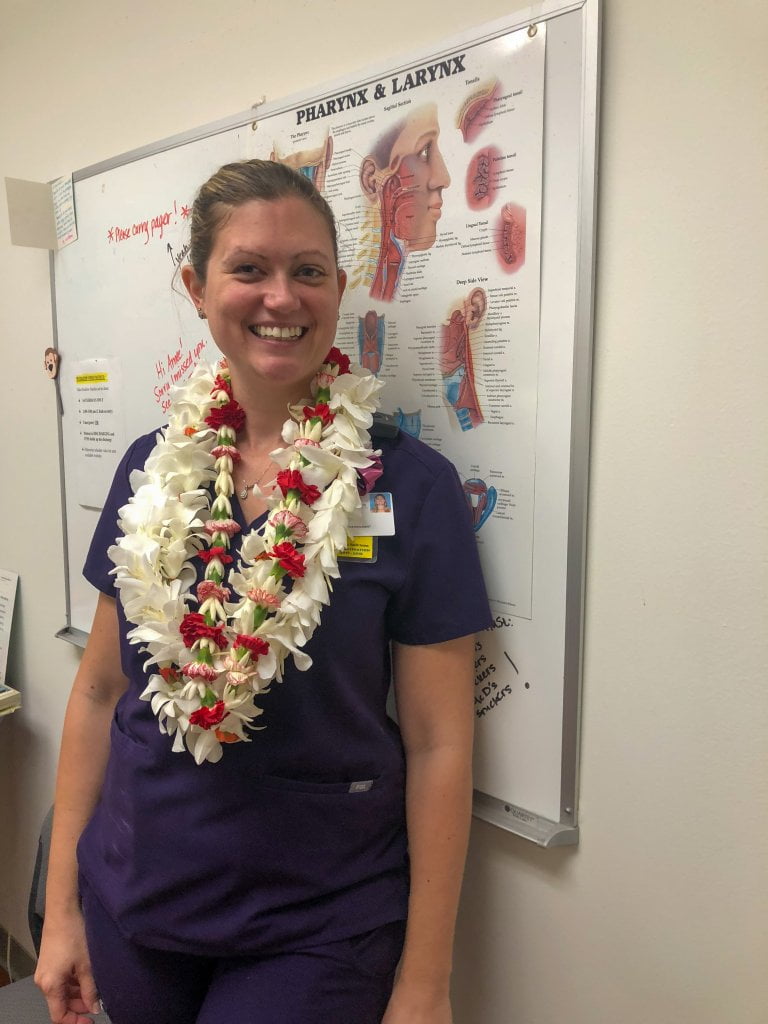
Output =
[{"x1": 78, "y1": 425, "x2": 492, "y2": 956}]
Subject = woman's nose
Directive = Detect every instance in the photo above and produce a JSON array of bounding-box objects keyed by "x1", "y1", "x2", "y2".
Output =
[{"x1": 262, "y1": 273, "x2": 300, "y2": 311}]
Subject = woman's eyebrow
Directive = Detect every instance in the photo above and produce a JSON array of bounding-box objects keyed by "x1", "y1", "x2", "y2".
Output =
[{"x1": 223, "y1": 247, "x2": 332, "y2": 262}]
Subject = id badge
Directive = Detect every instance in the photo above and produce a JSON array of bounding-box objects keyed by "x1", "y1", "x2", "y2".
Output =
[
  {"x1": 347, "y1": 492, "x2": 395, "y2": 537},
  {"x1": 338, "y1": 535, "x2": 378, "y2": 562},
  {"x1": 339, "y1": 492, "x2": 395, "y2": 563}
]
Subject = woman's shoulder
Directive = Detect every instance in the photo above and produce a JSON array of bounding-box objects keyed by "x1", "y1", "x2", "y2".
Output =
[
  {"x1": 373, "y1": 420, "x2": 458, "y2": 485},
  {"x1": 120, "y1": 427, "x2": 166, "y2": 469}
]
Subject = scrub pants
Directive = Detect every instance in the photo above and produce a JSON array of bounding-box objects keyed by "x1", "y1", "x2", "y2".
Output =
[{"x1": 81, "y1": 878, "x2": 405, "y2": 1024}]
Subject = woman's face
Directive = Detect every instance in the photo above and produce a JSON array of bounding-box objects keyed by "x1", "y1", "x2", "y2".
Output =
[
  {"x1": 386, "y1": 105, "x2": 450, "y2": 251},
  {"x1": 374, "y1": 494, "x2": 388, "y2": 510},
  {"x1": 183, "y1": 197, "x2": 345, "y2": 397}
]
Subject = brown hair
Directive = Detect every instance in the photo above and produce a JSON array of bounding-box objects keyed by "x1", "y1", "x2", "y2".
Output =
[{"x1": 188, "y1": 159, "x2": 339, "y2": 280}]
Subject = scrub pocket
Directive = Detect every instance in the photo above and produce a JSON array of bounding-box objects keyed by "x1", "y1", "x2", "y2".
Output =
[{"x1": 78, "y1": 716, "x2": 409, "y2": 955}]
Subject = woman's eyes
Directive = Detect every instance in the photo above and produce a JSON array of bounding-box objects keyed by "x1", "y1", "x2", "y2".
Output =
[
  {"x1": 232, "y1": 264, "x2": 325, "y2": 280},
  {"x1": 417, "y1": 142, "x2": 432, "y2": 162}
]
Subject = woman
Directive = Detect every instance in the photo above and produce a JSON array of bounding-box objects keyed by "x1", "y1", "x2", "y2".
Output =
[{"x1": 36, "y1": 160, "x2": 491, "y2": 1024}]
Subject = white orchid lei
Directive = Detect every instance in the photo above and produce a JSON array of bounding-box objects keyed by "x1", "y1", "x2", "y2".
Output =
[{"x1": 108, "y1": 348, "x2": 383, "y2": 764}]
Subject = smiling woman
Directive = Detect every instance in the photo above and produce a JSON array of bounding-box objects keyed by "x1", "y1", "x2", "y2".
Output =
[
  {"x1": 36, "y1": 159, "x2": 491, "y2": 1024},
  {"x1": 181, "y1": 197, "x2": 346, "y2": 401}
]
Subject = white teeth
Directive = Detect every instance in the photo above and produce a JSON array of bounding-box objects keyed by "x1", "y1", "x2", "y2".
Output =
[{"x1": 251, "y1": 326, "x2": 305, "y2": 339}]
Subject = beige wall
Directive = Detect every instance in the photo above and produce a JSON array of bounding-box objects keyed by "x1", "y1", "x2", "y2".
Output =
[{"x1": 1, "y1": 1, "x2": 766, "y2": 1021}]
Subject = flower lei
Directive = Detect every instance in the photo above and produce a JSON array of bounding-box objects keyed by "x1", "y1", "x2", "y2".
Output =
[{"x1": 109, "y1": 348, "x2": 383, "y2": 764}]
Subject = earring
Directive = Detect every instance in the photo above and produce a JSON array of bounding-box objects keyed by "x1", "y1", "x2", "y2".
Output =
[{"x1": 198, "y1": 308, "x2": 207, "y2": 320}]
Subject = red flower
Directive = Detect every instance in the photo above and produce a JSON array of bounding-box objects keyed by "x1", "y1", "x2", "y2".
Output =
[
  {"x1": 235, "y1": 635, "x2": 270, "y2": 658},
  {"x1": 159, "y1": 665, "x2": 181, "y2": 684},
  {"x1": 302, "y1": 402, "x2": 335, "y2": 426},
  {"x1": 324, "y1": 347, "x2": 350, "y2": 374},
  {"x1": 275, "y1": 469, "x2": 321, "y2": 506},
  {"x1": 204, "y1": 400, "x2": 245, "y2": 432},
  {"x1": 211, "y1": 374, "x2": 232, "y2": 398},
  {"x1": 198, "y1": 546, "x2": 234, "y2": 565},
  {"x1": 269, "y1": 541, "x2": 306, "y2": 579},
  {"x1": 179, "y1": 613, "x2": 228, "y2": 649},
  {"x1": 189, "y1": 701, "x2": 226, "y2": 729},
  {"x1": 180, "y1": 613, "x2": 207, "y2": 646}
]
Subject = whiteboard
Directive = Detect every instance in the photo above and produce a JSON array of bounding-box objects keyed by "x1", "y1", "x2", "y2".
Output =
[{"x1": 52, "y1": 0, "x2": 600, "y2": 845}]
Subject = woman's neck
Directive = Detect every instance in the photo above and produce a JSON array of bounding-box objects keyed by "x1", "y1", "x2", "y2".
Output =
[{"x1": 227, "y1": 366, "x2": 312, "y2": 452}]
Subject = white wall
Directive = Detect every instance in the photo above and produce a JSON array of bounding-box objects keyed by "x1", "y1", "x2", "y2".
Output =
[{"x1": 1, "y1": 2, "x2": 765, "y2": 1021}]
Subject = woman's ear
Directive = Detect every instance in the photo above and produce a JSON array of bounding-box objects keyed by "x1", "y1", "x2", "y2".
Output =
[
  {"x1": 181, "y1": 264, "x2": 204, "y2": 310},
  {"x1": 336, "y1": 268, "x2": 348, "y2": 304}
]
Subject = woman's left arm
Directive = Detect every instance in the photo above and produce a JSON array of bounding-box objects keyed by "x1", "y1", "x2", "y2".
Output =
[{"x1": 383, "y1": 633, "x2": 476, "y2": 1024}]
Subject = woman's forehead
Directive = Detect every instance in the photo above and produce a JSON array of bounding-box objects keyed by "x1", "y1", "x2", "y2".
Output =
[{"x1": 211, "y1": 197, "x2": 335, "y2": 256}]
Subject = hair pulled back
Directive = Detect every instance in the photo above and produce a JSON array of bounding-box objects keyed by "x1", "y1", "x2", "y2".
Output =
[{"x1": 188, "y1": 159, "x2": 339, "y2": 280}]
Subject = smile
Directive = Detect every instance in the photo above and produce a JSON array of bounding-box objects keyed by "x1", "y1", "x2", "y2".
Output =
[{"x1": 249, "y1": 326, "x2": 308, "y2": 339}]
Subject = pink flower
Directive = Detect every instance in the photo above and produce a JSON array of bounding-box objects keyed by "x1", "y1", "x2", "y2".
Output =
[
  {"x1": 181, "y1": 661, "x2": 219, "y2": 681},
  {"x1": 211, "y1": 444, "x2": 241, "y2": 462},
  {"x1": 316, "y1": 372, "x2": 335, "y2": 389},
  {"x1": 204, "y1": 519, "x2": 241, "y2": 538},
  {"x1": 270, "y1": 509, "x2": 308, "y2": 539},
  {"x1": 246, "y1": 588, "x2": 282, "y2": 608},
  {"x1": 226, "y1": 670, "x2": 252, "y2": 688},
  {"x1": 294, "y1": 437, "x2": 321, "y2": 449},
  {"x1": 196, "y1": 580, "x2": 231, "y2": 602}
]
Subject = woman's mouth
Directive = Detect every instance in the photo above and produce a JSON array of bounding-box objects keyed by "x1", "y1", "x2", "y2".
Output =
[{"x1": 249, "y1": 325, "x2": 308, "y2": 339}]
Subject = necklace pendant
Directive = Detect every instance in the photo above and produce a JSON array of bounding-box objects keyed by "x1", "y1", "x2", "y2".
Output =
[{"x1": 240, "y1": 484, "x2": 249, "y2": 500}]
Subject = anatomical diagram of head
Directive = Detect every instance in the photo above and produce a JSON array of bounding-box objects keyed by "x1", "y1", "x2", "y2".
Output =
[{"x1": 359, "y1": 104, "x2": 450, "y2": 301}]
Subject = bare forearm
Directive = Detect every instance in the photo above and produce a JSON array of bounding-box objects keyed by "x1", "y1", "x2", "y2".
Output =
[
  {"x1": 398, "y1": 743, "x2": 473, "y2": 991},
  {"x1": 46, "y1": 594, "x2": 128, "y2": 920},
  {"x1": 46, "y1": 687, "x2": 117, "y2": 918}
]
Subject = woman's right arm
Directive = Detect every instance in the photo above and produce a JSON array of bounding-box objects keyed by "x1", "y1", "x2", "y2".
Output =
[{"x1": 35, "y1": 593, "x2": 129, "y2": 1024}]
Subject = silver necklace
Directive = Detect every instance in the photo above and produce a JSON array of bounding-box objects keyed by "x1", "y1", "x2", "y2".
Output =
[{"x1": 236, "y1": 458, "x2": 275, "y2": 500}]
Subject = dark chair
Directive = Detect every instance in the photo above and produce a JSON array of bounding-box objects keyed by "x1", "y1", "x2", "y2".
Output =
[{"x1": 0, "y1": 808, "x2": 111, "y2": 1022}]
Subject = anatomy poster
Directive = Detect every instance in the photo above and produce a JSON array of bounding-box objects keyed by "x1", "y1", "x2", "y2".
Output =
[{"x1": 249, "y1": 27, "x2": 546, "y2": 617}]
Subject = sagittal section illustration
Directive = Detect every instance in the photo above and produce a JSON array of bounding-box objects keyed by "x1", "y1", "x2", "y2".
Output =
[
  {"x1": 456, "y1": 79, "x2": 501, "y2": 144},
  {"x1": 440, "y1": 287, "x2": 486, "y2": 431},
  {"x1": 358, "y1": 104, "x2": 450, "y2": 301}
]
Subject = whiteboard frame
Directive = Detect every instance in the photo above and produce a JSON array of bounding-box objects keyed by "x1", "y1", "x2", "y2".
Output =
[{"x1": 50, "y1": 0, "x2": 601, "y2": 846}]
